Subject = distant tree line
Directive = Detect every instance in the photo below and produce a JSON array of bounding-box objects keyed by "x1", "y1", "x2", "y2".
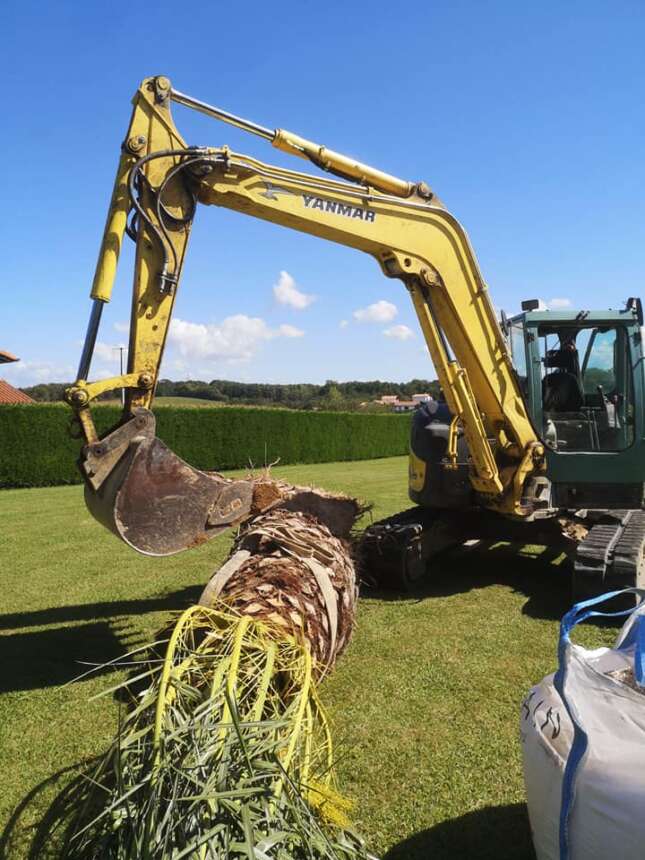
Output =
[
  {"x1": 21, "y1": 378, "x2": 441, "y2": 411},
  {"x1": 21, "y1": 383, "x2": 69, "y2": 402}
]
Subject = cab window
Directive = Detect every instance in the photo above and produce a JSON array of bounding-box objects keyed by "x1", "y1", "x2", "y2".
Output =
[
  {"x1": 582, "y1": 328, "x2": 616, "y2": 394},
  {"x1": 538, "y1": 324, "x2": 634, "y2": 452},
  {"x1": 509, "y1": 321, "x2": 527, "y2": 380}
]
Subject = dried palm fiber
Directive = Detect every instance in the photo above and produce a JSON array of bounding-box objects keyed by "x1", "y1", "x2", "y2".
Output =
[
  {"x1": 248, "y1": 478, "x2": 364, "y2": 541},
  {"x1": 199, "y1": 507, "x2": 358, "y2": 677},
  {"x1": 51, "y1": 481, "x2": 374, "y2": 860}
]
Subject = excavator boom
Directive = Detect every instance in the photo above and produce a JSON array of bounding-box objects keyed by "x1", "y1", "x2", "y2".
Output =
[{"x1": 67, "y1": 76, "x2": 544, "y2": 556}]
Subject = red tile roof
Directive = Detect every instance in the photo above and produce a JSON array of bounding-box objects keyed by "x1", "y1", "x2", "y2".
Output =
[
  {"x1": 0, "y1": 379, "x2": 34, "y2": 404},
  {"x1": 0, "y1": 350, "x2": 18, "y2": 364}
]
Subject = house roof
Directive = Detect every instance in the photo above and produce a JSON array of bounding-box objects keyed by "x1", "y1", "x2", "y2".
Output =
[
  {"x1": 0, "y1": 379, "x2": 34, "y2": 404},
  {"x1": 0, "y1": 350, "x2": 18, "y2": 364}
]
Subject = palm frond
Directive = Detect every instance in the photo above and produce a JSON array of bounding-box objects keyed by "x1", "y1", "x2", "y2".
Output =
[{"x1": 57, "y1": 606, "x2": 373, "y2": 859}]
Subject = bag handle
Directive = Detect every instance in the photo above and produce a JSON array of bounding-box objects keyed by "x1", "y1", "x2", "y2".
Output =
[
  {"x1": 559, "y1": 588, "x2": 645, "y2": 640},
  {"x1": 554, "y1": 588, "x2": 645, "y2": 860}
]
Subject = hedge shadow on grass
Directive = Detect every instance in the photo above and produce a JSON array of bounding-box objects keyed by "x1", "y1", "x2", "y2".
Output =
[
  {"x1": 0, "y1": 584, "x2": 203, "y2": 632},
  {"x1": 0, "y1": 584, "x2": 203, "y2": 693},
  {"x1": 383, "y1": 802, "x2": 535, "y2": 860},
  {"x1": 0, "y1": 623, "x2": 124, "y2": 693}
]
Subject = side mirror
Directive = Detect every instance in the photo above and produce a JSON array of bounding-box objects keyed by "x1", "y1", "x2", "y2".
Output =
[{"x1": 626, "y1": 297, "x2": 643, "y2": 326}]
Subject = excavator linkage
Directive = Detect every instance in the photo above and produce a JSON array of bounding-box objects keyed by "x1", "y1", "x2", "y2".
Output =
[
  {"x1": 68, "y1": 77, "x2": 644, "y2": 589},
  {"x1": 80, "y1": 409, "x2": 256, "y2": 556}
]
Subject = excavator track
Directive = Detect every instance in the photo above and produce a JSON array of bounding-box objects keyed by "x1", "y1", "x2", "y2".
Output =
[
  {"x1": 359, "y1": 507, "x2": 451, "y2": 591},
  {"x1": 363, "y1": 505, "x2": 645, "y2": 600},
  {"x1": 360, "y1": 506, "x2": 575, "y2": 592},
  {"x1": 573, "y1": 510, "x2": 645, "y2": 603}
]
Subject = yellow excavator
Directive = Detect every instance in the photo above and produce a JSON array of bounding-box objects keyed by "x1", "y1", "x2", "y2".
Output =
[{"x1": 66, "y1": 76, "x2": 645, "y2": 600}]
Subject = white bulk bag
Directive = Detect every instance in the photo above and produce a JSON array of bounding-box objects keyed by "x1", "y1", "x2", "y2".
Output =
[{"x1": 520, "y1": 588, "x2": 645, "y2": 860}]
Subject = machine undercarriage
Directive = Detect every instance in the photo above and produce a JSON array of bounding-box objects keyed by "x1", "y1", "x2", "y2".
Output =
[{"x1": 361, "y1": 506, "x2": 645, "y2": 601}]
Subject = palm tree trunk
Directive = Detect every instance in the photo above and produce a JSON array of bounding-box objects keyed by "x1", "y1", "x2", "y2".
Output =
[{"x1": 200, "y1": 484, "x2": 361, "y2": 675}]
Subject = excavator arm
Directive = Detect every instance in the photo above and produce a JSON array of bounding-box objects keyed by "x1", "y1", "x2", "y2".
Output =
[{"x1": 67, "y1": 76, "x2": 544, "y2": 556}]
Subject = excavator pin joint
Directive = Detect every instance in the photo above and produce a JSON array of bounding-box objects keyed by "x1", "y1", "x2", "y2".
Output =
[
  {"x1": 154, "y1": 76, "x2": 171, "y2": 102},
  {"x1": 126, "y1": 135, "x2": 147, "y2": 153},
  {"x1": 68, "y1": 387, "x2": 89, "y2": 406}
]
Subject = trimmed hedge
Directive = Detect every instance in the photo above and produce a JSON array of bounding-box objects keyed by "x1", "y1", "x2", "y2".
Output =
[{"x1": 0, "y1": 404, "x2": 411, "y2": 489}]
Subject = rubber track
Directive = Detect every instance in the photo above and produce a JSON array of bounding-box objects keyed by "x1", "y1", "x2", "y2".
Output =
[
  {"x1": 360, "y1": 507, "x2": 438, "y2": 590},
  {"x1": 365, "y1": 507, "x2": 645, "y2": 596},
  {"x1": 574, "y1": 510, "x2": 645, "y2": 595},
  {"x1": 613, "y1": 510, "x2": 645, "y2": 585}
]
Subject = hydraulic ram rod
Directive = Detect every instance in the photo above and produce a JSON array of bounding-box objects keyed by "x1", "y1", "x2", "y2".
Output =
[
  {"x1": 169, "y1": 86, "x2": 415, "y2": 198},
  {"x1": 170, "y1": 88, "x2": 274, "y2": 140}
]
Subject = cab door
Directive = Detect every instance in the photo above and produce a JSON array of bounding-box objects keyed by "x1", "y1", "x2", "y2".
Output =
[{"x1": 526, "y1": 318, "x2": 645, "y2": 507}]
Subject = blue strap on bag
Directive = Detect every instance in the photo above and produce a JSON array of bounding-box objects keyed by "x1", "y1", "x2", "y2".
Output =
[
  {"x1": 634, "y1": 617, "x2": 645, "y2": 687},
  {"x1": 553, "y1": 588, "x2": 645, "y2": 860}
]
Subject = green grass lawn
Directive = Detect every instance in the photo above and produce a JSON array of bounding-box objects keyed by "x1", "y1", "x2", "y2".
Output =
[{"x1": 0, "y1": 456, "x2": 615, "y2": 858}]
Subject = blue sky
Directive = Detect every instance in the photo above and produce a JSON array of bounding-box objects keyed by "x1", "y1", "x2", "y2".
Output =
[{"x1": 2, "y1": 1, "x2": 644, "y2": 387}]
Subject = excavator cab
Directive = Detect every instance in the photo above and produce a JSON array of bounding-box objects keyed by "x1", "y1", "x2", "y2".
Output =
[
  {"x1": 508, "y1": 299, "x2": 645, "y2": 509},
  {"x1": 410, "y1": 299, "x2": 645, "y2": 514}
]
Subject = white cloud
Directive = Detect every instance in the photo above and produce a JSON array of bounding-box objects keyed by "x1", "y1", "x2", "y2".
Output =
[
  {"x1": 1, "y1": 360, "x2": 75, "y2": 385},
  {"x1": 94, "y1": 341, "x2": 127, "y2": 362},
  {"x1": 114, "y1": 321, "x2": 129, "y2": 333},
  {"x1": 339, "y1": 320, "x2": 349, "y2": 329},
  {"x1": 92, "y1": 367, "x2": 119, "y2": 380},
  {"x1": 168, "y1": 315, "x2": 302, "y2": 364},
  {"x1": 547, "y1": 298, "x2": 572, "y2": 310},
  {"x1": 383, "y1": 324, "x2": 414, "y2": 341},
  {"x1": 353, "y1": 300, "x2": 398, "y2": 323},
  {"x1": 273, "y1": 270, "x2": 316, "y2": 309},
  {"x1": 165, "y1": 357, "x2": 190, "y2": 374},
  {"x1": 276, "y1": 324, "x2": 304, "y2": 338}
]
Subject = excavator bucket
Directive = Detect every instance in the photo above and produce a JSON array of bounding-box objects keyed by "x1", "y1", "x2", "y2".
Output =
[{"x1": 80, "y1": 409, "x2": 258, "y2": 556}]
